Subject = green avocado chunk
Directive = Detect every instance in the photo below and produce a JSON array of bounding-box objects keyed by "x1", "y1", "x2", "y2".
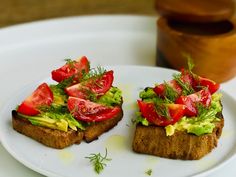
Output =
[
  {"x1": 165, "y1": 93, "x2": 222, "y2": 136},
  {"x1": 18, "y1": 113, "x2": 69, "y2": 132},
  {"x1": 97, "y1": 87, "x2": 122, "y2": 106}
]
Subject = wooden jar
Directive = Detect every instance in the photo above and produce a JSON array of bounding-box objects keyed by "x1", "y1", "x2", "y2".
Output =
[{"x1": 156, "y1": 0, "x2": 236, "y2": 83}]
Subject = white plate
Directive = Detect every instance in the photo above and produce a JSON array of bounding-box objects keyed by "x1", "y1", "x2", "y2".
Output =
[{"x1": 0, "y1": 65, "x2": 236, "y2": 177}]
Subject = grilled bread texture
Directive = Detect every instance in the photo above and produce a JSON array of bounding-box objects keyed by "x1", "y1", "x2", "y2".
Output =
[{"x1": 132, "y1": 113, "x2": 224, "y2": 160}]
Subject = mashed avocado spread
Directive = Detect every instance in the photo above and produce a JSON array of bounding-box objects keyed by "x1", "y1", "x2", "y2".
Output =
[
  {"x1": 97, "y1": 87, "x2": 122, "y2": 106},
  {"x1": 137, "y1": 88, "x2": 222, "y2": 136}
]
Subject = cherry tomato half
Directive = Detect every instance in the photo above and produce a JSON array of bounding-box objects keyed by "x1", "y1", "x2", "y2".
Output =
[
  {"x1": 175, "y1": 89, "x2": 211, "y2": 117},
  {"x1": 65, "y1": 70, "x2": 114, "y2": 99},
  {"x1": 194, "y1": 76, "x2": 220, "y2": 94},
  {"x1": 17, "y1": 83, "x2": 53, "y2": 116},
  {"x1": 137, "y1": 100, "x2": 186, "y2": 126},
  {"x1": 51, "y1": 56, "x2": 90, "y2": 83}
]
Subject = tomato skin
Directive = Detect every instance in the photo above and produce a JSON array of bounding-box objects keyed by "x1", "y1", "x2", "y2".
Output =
[
  {"x1": 137, "y1": 100, "x2": 185, "y2": 126},
  {"x1": 153, "y1": 71, "x2": 193, "y2": 99},
  {"x1": 181, "y1": 68, "x2": 219, "y2": 94},
  {"x1": 65, "y1": 70, "x2": 114, "y2": 99},
  {"x1": 154, "y1": 69, "x2": 219, "y2": 99},
  {"x1": 51, "y1": 56, "x2": 89, "y2": 82},
  {"x1": 137, "y1": 100, "x2": 159, "y2": 125},
  {"x1": 17, "y1": 83, "x2": 53, "y2": 116},
  {"x1": 175, "y1": 96, "x2": 197, "y2": 117},
  {"x1": 195, "y1": 76, "x2": 220, "y2": 94},
  {"x1": 181, "y1": 69, "x2": 220, "y2": 94},
  {"x1": 181, "y1": 69, "x2": 219, "y2": 94},
  {"x1": 153, "y1": 80, "x2": 182, "y2": 98},
  {"x1": 17, "y1": 102, "x2": 39, "y2": 115},
  {"x1": 180, "y1": 69, "x2": 194, "y2": 86},
  {"x1": 176, "y1": 89, "x2": 211, "y2": 117},
  {"x1": 89, "y1": 70, "x2": 113, "y2": 94},
  {"x1": 168, "y1": 104, "x2": 186, "y2": 121},
  {"x1": 67, "y1": 97, "x2": 121, "y2": 122}
]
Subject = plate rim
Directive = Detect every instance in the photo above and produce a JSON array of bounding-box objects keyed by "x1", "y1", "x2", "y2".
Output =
[
  {"x1": 0, "y1": 15, "x2": 157, "y2": 50},
  {"x1": 0, "y1": 14, "x2": 156, "y2": 31}
]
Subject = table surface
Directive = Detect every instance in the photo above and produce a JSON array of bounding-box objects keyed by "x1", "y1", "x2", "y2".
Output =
[
  {"x1": 1, "y1": 0, "x2": 236, "y2": 28},
  {"x1": 0, "y1": 0, "x2": 157, "y2": 27}
]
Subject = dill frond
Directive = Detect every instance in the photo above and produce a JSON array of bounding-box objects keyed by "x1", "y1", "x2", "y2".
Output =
[
  {"x1": 173, "y1": 73, "x2": 194, "y2": 95},
  {"x1": 145, "y1": 169, "x2": 153, "y2": 176},
  {"x1": 85, "y1": 148, "x2": 112, "y2": 174}
]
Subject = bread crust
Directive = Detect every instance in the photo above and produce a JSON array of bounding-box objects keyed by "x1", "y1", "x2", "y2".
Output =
[
  {"x1": 84, "y1": 109, "x2": 123, "y2": 142},
  {"x1": 132, "y1": 113, "x2": 224, "y2": 160},
  {"x1": 12, "y1": 107, "x2": 123, "y2": 149}
]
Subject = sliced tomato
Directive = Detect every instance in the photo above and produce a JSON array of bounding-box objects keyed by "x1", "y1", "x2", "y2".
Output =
[
  {"x1": 175, "y1": 89, "x2": 211, "y2": 116},
  {"x1": 67, "y1": 97, "x2": 121, "y2": 122},
  {"x1": 193, "y1": 76, "x2": 220, "y2": 94},
  {"x1": 65, "y1": 70, "x2": 114, "y2": 99},
  {"x1": 180, "y1": 69, "x2": 194, "y2": 86},
  {"x1": 153, "y1": 80, "x2": 182, "y2": 98},
  {"x1": 137, "y1": 100, "x2": 185, "y2": 126},
  {"x1": 17, "y1": 83, "x2": 53, "y2": 116},
  {"x1": 51, "y1": 56, "x2": 90, "y2": 82},
  {"x1": 175, "y1": 95, "x2": 197, "y2": 117},
  {"x1": 153, "y1": 71, "x2": 194, "y2": 99}
]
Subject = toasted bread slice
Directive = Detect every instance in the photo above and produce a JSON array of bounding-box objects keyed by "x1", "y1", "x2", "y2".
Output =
[
  {"x1": 12, "y1": 108, "x2": 123, "y2": 149},
  {"x1": 132, "y1": 113, "x2": 224, "y2": 160}
]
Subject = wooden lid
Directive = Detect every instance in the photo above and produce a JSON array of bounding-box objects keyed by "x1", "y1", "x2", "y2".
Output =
[{"x1": 155, "y1": 0, "x2": 235, "y2": 23}]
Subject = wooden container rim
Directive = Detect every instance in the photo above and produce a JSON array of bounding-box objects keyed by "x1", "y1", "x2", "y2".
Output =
[
  {"x1": 157, "y1": 16, "x2": 236, "y2": 39},
  {"x1": 155, "y1": 0, "x2": 235, "y2": 23}
]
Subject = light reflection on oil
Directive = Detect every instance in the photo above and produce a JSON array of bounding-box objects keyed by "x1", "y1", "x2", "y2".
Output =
[
  {"x1": 58, "y1": 150, "x2": 75, "y2": 164},
  {"x1": 104, "y1": 134, "x2": 127, "y2": 154}
]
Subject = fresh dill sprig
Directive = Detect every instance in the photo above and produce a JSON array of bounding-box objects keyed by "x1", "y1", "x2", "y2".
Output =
[
  {"x1": 196, "y1": 103, "x2": 216, "y2": 120},
  {"x1": 64, "y1": 58, "x2": 73, "y2": 63},
  {"x1": 173, "y1": 73, "x2": 194, "y2": 95},
  {"x1": 163, "y1": 81, "x2": 179, "y2": 102},
  {"x1": 56, "y1": 76, "x2": 74, "y2": 89},
  {"x1": 145, "y1": 169, "x2": 153, "y2": 176},
  {"x1": 197, "y1": 102, "x2": 207, "y2": 116},
  {"x1": 39, "y1": 104, "x2": 68, "y2": 114},
  {"x1": 64, "y1": 58, "x2": 76, "y2": 69},
  {"x1": 153, "y1": 101, "x2": 170, "y2": 119},
  {"x1": 79, "y1": 86, "x2": 98, "y2": 102},
  {"x1": 187, "y1": 57, "x2": 195, "y2": 72},
  {"x1": 157, "y1": 105, "x2": 170, "y2": 119},
  {"x1": 85, "y1": 148, "x2": 112, "y2": 174},
  {"x1": 77, "y1": 66, "x2": 106, "y2": 98},
  {"x1": 182, "y1": 53, "x2": 195, "y2": 72},
  {"x1": 82, "y1": 66, "x2": 106, "y2": 81}
]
